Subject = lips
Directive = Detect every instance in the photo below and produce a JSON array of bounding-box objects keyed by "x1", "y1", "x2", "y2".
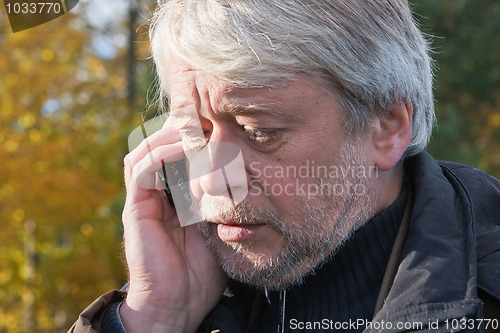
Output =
[{"x1": 216, "y1": 223, "x2": 266, "y2": 242}]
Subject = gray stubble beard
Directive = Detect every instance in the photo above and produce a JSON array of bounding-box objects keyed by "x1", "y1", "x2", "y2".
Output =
[{"x1": 197, "y1": 140, "x2": 376, "y2": 290}]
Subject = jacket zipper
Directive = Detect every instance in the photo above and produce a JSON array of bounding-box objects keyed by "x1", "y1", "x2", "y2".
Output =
[{"x1": 278, "y1": 289, "x2": 287, "y2": 333}]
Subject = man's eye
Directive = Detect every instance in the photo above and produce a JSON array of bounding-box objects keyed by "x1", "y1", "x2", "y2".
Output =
[{"x1": 243, "y1": 127, "x2": 279, "y2": 145}]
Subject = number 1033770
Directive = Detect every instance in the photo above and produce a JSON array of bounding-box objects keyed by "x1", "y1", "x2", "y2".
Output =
[
  {"x1": 5, "y1": 2, "x2": 63, "y2": 15},
  {"x1": 444, "y1": 318, "x2": 499, "y2": 331}
]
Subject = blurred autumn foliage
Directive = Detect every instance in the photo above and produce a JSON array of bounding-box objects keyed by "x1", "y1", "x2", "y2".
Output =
[
  {"x1": 0, "y1": 1, "x2": 154, "y2": 331},
  {"x1": 412, "y1": 0, "x2": 500, "y2": 176},
  {"x1": 0, "y1": 0, "x2": 499, "y2": 332}
]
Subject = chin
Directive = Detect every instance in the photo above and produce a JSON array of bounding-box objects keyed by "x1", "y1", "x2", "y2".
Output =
[{"x1": 198, "y1": 224, "x2": 325, "y2": 290}]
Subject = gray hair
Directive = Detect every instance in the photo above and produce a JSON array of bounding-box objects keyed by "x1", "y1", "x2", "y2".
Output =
[{"x1": 150, "y1": 0, "x2": 435, "y2": 156}]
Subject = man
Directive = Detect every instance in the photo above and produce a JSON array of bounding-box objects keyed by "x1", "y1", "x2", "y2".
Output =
[{"x1": 70, "y1": 0, "x2": 500, "y2": 332}]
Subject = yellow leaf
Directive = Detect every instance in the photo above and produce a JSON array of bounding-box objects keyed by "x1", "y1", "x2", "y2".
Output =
[
  {"x1": 489, "y1": 113, "x2": 500, "y2": 128},
  {"x1": 41, "y1": 49, "x2": 54, "y2": 62}
]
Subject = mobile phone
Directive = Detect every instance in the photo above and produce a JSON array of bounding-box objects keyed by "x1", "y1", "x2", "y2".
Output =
[{"x1": 158, "y1": 159, "x2": 192, "y2": 212}]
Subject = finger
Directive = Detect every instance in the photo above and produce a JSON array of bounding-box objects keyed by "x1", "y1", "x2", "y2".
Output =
[
  {"x1": 126, "y1": 123, "x2": 181, "y2": 170},
  {"x1": 128, "y1": 123, "x2": 181, "y2": 166},
  {"x1": 127, "y1": 142, "x2": 185, "y2": 195},
  {"x1": 125, "y1": 125, "x2": 182, "y2": 184}
]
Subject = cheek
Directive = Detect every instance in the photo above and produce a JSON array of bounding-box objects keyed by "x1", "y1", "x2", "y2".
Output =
[{"x1": 247, "y1": 170, "x2": 313, "y2": 215}]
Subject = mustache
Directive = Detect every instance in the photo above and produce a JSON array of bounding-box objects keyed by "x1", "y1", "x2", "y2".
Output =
[{"x1": 199, "y1": 198, "x2": 284, "y2": 231}]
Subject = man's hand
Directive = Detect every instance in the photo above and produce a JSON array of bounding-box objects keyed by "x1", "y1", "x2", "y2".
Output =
[{"x1": 120, "y1": 121, "x2": 228, "y2": 333}]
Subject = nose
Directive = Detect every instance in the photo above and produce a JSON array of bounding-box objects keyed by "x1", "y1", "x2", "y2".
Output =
[
  {"x1": 193, "y1": 142, "x2": 248, "y2": 202},
  {"x1": 189, "y1": 125, "x2": 249, "y2": 202}
]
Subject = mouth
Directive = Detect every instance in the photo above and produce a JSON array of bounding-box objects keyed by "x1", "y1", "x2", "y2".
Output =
[
  {"x1": 209, "y1": 220, "x2": 267, "y2": 242},
  {"x1": 217, "y1": 224, "x2": 267, "y2": 242}
]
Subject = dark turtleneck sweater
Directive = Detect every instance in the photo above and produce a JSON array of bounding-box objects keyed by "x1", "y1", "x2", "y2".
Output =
[{"x1": 203, "y1": 180, "x2": 408, "y2": 333}]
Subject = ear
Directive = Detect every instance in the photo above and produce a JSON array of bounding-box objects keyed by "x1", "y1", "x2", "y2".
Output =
[{"x1": 371, "y1": 102, "x2": 413, "y2": 171}]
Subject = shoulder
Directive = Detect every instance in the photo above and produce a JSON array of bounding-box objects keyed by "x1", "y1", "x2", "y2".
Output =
[
  {"x1": 438, "y1": 161, "x2": 500, "y2": 244},
  {"x1": 439, "y1": 161, "x2": 500, "y2": 193},
  {"x1": 438, "y1": 161, "x2": 500, "y2": 231},
  {"x1": 439, "y1": 160, "x2": 500, "y2": 182},
  {"x1": 439, "y1": 161, "x2": 500, "y2": 301}
]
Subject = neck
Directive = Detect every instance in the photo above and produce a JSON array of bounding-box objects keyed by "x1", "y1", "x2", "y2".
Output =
[{"x1": 372, "y1": 164, "x2": 404, "y2": 213}]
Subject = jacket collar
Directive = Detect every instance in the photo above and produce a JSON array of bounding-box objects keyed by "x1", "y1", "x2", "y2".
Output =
[{"x1": 371, "y1": 152, "x2": 482, "y2": 327}]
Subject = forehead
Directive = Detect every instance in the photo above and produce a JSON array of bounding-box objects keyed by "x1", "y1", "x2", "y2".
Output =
[
  {"x1": 165, "y1": 55, "x2": 336, "y2": 111},
  {"x1": 162, "y1": 56, "x2": 354, "y2": 152},
  {"x1": 161, "y1": 55, "x2": 352, "y2": 140}
]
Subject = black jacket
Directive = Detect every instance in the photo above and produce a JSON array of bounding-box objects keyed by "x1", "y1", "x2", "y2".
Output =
[
  {"x1": 199, "y1": 152, "x2": 500, "y2": 332},
  {"x1": 368, "y1": 152, "x2": 500, "y2": 331}
]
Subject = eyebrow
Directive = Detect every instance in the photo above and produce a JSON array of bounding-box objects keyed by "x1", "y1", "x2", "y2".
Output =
[
  {"x1": 169, "y1": 102, "x2": 282, "y2": 119},
  {"x1": 222, "y1": 103, "x2": 282, "y2": 117}
]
